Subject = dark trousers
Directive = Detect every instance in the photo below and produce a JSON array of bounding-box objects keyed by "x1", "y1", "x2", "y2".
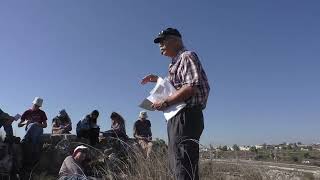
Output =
[
  {"x1": 167, "y1": 107, "x2": 204, "y2": 180},
  {"x1": 103, "y1": 130, "x2": 128, "y2": 140},
  {"x1": 77, "y1": 128, "x2": 100, "y2": 146}
]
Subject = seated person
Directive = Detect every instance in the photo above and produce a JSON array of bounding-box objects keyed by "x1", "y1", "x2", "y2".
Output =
[
  {"x1": 103, "y1": 112, "x2": 128, "y2": 140},
  {"x1": 18, "y1": 97, "x2": 47, "y2": 144},
  {"x1": 76, "y1": 110, "x2": 100, "y2": 145},
  {"x1": 134, "y1": 111, "x2": 153, "y2": 158},
  {"x1": 52, "y1": 109, "x2": 72, "y2": 134},
  {"x1": 59, "y1": 145, "x2": 88, "y2": 180},
  {"x1": 0, "y1": 108, "x2": 15, "y2": 142}
]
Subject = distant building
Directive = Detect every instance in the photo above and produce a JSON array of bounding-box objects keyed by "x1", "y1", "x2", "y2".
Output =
[
  {"x1": 200, "y1": 148, "x2": 209, "y2": 152},
  {"x1": 239, "y1": 146, "x2": 250, "y2": 151}
]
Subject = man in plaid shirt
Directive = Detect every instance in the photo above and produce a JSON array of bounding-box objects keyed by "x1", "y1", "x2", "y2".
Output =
[{"x1": 141, "y1": 28, "x2": 210, "y2": 180}]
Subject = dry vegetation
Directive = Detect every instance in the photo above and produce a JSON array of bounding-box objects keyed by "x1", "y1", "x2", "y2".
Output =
[{"x1": 25, "y1": 139, "x2": 317, "y2": 180}]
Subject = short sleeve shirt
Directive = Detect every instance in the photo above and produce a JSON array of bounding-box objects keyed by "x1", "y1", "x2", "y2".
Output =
[
  {"x1": 134, "y1": 120, "x2": 152, "y2": 137},
  {"x1": 21, "y1": 109, "x2": 47, "y2": 124}
]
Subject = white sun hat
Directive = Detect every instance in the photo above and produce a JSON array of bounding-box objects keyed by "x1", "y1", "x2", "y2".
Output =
[
  {"x1": 139, "y1": 111, "x2": 148, "y2": 119},
  {"x1": 73, "y1": 145, "x2": 88, "y2": 157},
  {"x1": 32, "y1": 97, "x2": 43, "y2": 107}
]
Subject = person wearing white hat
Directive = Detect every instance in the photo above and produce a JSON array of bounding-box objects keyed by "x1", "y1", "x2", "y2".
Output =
[
  {"x1": 59, "y1": 145, "x2": 88, "y2": 179},
  {"x1": 133, "y1": 111, "x2": 153, "y2": 158},
  {"x1": 18, "y1": 97, "x2": 48, "y2": 144}
]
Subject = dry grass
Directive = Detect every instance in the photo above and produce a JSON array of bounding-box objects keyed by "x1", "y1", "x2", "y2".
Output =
[{"x1": 21, "y1": 139, "x2": 318, "y2": 180}]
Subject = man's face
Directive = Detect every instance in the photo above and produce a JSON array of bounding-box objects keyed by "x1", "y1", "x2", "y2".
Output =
[
  {"x1": 32, "y1": 104, "x2": 40, "y2": 110},
  {"x1": 91, "y1": 114, "x2": 98, "y2": 120},
  {"x1": 74, "y1": 151, "x2": 86, "y2": 162},
  {"x1": 159, "y1": 37, "x2": 177, "y2": 57}
]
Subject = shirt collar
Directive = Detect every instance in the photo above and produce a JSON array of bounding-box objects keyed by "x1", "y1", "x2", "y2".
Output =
[{"x1": 171, "y1": 48, "x2": 187, "y2": 65}]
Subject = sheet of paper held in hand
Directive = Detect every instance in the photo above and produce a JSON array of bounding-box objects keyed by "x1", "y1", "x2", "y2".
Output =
[{"x1": 139, "y1": 77, "x2": 186, "y2": 121}]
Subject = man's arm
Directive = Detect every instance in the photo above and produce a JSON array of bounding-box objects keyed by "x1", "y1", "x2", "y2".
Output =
[
  {"x1": 37, "y1": 121, "x2": 47, "y2": 128},
  {"x1": 133, "y1": 124, "x2": 140, "y2": 139},
  {"x1": 153, "y1": 52, "x2": 202, "y2": 110},
  {"x1": 152, "y1": 85, "x2": 197, "y2": 110},
  {"x1": 166, "y1": 85, "x2": 197, "y2": 106},
  {"x1": 38, "y1": 112, "x2": 48, "y2": 128},
  {"x1": 18, "y1": 111, "x2": 28, "y2": 128}
]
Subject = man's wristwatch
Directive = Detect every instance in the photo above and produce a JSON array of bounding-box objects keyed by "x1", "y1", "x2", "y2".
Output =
[{"x1": 162, "y1": 100, "x2": 169, "y2": 108}]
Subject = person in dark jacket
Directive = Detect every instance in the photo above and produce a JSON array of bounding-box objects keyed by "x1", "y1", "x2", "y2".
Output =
[
  {"x1": 76, "y1": 110, "x2": 100, "y2": 145},
  {"x1": 0, "y1": 108, "x2": 15, "y2": 142}
]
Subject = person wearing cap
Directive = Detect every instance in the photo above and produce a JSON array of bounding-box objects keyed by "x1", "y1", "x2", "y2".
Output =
[
  {"x1": 58, "y1": 145, "x2": 88, "y2": 179},
  {"x1": 18, "y1": 97, "x2": 48, "y2": 144},
  {"x1": 141, "y1": 28, "x2": 210, "y2": 180},
  {"x1": 133, "y1": 111, "x2": 153, "y2": 158},
  {"x1": 103, "y1": 112, "x2": 128, "y2": 140},
  {"x1": 76, "y1": 110, "x2": 100, "y2": 145},
  {"x1": 0, "y1": 108, "x2": 15, "y2": 142},
  {"x1": 52, "y1": 109, "x2": 72, "y2": 134}
]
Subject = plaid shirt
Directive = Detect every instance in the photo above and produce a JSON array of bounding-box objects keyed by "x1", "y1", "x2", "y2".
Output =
[{"x1": 168, "y1": 49, "x2": 210, "y2": 109}]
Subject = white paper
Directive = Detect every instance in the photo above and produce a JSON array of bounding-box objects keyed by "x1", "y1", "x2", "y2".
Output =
[
  {"x1": 14, "y1": 114, "x2": 21, "y2": 121},
  {"x1": 139, "y1": 98, "x2": 156, "y2": 111},
  {"x1": 140, "y1": 77, "x2": 186, "y2": 121},
  {"x1": 21, "y1": 120, "x2": 28, "y2": 125}
]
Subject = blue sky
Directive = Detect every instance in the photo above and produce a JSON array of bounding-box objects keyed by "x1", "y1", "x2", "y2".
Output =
[{"x1": 0, "y1": 0, "x2": 319, "y2": 146}]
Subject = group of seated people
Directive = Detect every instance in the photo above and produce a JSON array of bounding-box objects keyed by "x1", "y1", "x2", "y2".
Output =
[{"x1": 0, "y1": 97, "x2": 154, "y2": 159}]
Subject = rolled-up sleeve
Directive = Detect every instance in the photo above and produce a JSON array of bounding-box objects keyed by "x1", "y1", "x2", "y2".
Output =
[{"x1": 181, "y1": 52, "x2": 201, "y2": 87}]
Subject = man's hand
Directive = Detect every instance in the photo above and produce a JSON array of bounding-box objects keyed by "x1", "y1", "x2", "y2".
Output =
[
  {"x1": 35, "y1": 122, "x2": 43, "y2": 127},
  {"x1": 141, "y1": 74, "x2": 159, "y2": 85},
  {"x1": 151, "y1": 100, "x2": 168, "y2": 111},
  {"x1": 18, "y1": 120, "x2": 26, "y2": 127}
]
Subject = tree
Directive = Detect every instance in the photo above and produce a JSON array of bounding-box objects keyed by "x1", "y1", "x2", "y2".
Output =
[
  {"x1": 304, "y1": 152, "x2": 310, "y2": 159},
  {"x1": 262, "y1": 143, "x2": 267, "y2": 150},
  {"x1": 297, "y1": 142, "x2": 302, "y2": 145},
  {"x1": 291, "y1": 155, "x2": 299, "y2": 162},
  {"x1": 233, "y1": 144, "x2": 240, "y2": 151},
  {"x1": 222, "y1": 145, "x2": 228, "y2": 151},
  {"x1": 250, "y1": 146, "x2": 258, "y2": 153}
]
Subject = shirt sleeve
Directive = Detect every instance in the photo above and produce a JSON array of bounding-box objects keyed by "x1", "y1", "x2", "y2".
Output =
[
  {"x1": 21, "y1": 110, "x2": 29, "y2": 122},
  {"x1": 147, "y1": 120, "x2": 151, "y2": 128},
  {"x1": 42, "y1": 111, "x2": 48, "y2": 122},
  {"x1": 133, "y1": 122, "x2": 137, "y2": 136},
  {"x1": 181, "y1": 52, "x2": 202, "y2": 87},
  {"x1": 148, "y1": 121, "x2": 152, "y2": 137}
]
